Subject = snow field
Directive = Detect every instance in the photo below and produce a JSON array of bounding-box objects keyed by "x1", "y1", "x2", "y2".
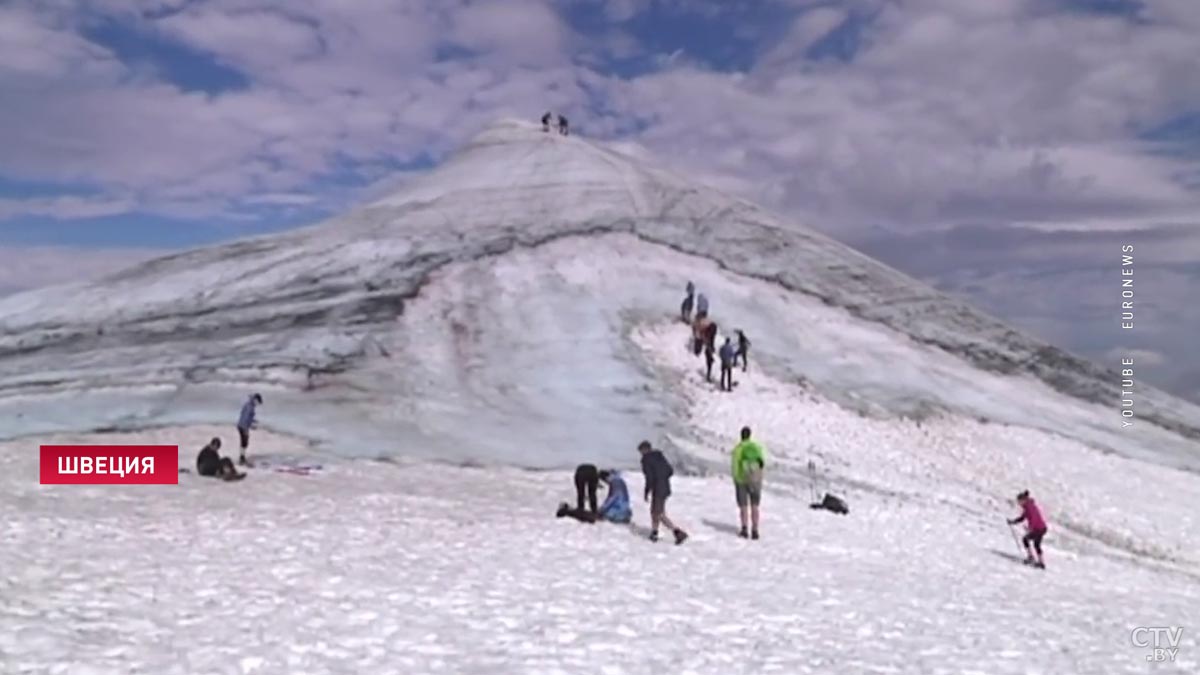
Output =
[
  {"x1": 634, "y1": 321, "x2": 1200, "y2": 574},
  {"x1": 2, "y1": 381, "x2": 1198, "y2": 674}
]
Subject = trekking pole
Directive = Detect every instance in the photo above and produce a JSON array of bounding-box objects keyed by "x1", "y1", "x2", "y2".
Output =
[
  {"x1": 807, "y1": 459, "x2": 817, "y2": 503},
  {"x1": 1007, "y1": 521, "x2": 1025, "y2": 556}
]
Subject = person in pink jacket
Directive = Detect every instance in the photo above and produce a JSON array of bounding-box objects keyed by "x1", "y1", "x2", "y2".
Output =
[{"x1": 1008, "y1": 490, "x2": 1048, "y2": 568}]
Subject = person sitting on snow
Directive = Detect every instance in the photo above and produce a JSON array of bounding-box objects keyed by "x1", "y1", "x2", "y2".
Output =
[{"x1": 196, "y1": 438, "x2": 241, "y2": 480}]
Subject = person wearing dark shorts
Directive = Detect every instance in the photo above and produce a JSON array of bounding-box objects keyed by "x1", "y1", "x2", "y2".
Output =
[
  {"x1": 638, "y1": 441, "x2": 688, "y2": 545},
  {"x1": 731, "y1": 426, "x2": 766, "y2": 538}
]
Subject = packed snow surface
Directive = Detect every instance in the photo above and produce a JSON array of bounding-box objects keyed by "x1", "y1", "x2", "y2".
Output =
[
  {"x1": 3, "y1": 322, "x2": 1198, "y2": 674},
  {"x1": 0, "y1": 119, "x2": 1196, "y2": 471}
]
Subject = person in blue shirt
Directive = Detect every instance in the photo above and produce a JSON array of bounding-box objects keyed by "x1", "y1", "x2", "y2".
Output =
[
  {"x1": 696, "y1": 293, "x2": 709, "y2": 319},
  {"x1": 236, "y1": 393, "x2": 263, "y2": 466},
  {"x1": 719, "y1": 337, "x2": 737, "y2": 392},
  {"x1": 596, "y1": 470, "x2": 632, "y2": 523}
]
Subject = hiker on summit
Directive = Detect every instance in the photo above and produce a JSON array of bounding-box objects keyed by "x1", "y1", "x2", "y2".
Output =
[
  {"x1": 735, "y1": 329, "x2": 751, "y2": 372},
  {"x1": 236, "y1": 393, "x2": 262, "y2": 466},
  {"x1": 681, "y1": 281, "x2": 695, "y2": 323},
  {"x1": 558, "y1": 114, "x2": 569, "y2": 135},
  {"x1": 541, "y1": 111, "x2": 552, "y2": 132},
  {"x1": 731, "y1": 427, "x2": 765, "y2": 538},
  {"x1": 196, "y1": 437, "x2": 241, "y2": 480},
  {"x1": 1008, "y1": 490, "x2": 1048, "y2": 568},
  {"x1": 638, "y1": 441, "x2": 688, "y2": 544},
  {"x1": 719, "y1": 337, "x2": 737, "y2": 392}
]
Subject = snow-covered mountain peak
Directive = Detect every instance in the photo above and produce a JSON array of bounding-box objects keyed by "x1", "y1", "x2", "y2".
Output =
[
  {"x1": 0, "y1": 118, "x2": 1197, "y2": 471},
  {"x1": 358, "y1": 116, "x2": 707, "y2": 237}
]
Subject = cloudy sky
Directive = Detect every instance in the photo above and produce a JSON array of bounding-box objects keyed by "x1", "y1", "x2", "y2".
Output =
[{"x1": 1, "y1": 0, "x2": 1198, "y2": 401}]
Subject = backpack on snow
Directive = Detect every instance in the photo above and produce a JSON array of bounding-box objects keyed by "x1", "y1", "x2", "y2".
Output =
[{"x1": 810, "y1": 492, "x2": 849, "y2": 515}]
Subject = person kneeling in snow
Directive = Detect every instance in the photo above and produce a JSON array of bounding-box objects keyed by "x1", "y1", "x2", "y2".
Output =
[
  {"x1": 596, "y1": 469, "x2": 632, "y2": 523},
  {"x1": 196, "y1": 438, "x2": 243, "y2": 481}
]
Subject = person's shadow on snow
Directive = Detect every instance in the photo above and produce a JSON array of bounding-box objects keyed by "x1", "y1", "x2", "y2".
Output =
[
  {"x1": 702, "y1": 518, "x2": 742, "y2": 537},
  {"x1": 627, "y1": 522, "x2": 655, "y2": 539},
  {"x1": 988, "y1": 548, "x2": 1028, "y2": 565}
]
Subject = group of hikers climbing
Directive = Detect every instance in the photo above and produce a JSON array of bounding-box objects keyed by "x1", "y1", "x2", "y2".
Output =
[
  {"x1": 682, "y1": 282, "x2": 750, "y2": 392},
  {"x1": 541, "y1": 111, "x2": 569, "y2": 135},
  {"x1": 555, "y1": 279, "x2": 1052, "y2": 566},
  {"x1": 193, "y1": 393, "x2": 263, "y2": 481}
]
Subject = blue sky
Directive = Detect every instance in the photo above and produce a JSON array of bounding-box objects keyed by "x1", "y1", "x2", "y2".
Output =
[{"x1": 1, "y1": 0, "x2": 1199, "y2": 400}]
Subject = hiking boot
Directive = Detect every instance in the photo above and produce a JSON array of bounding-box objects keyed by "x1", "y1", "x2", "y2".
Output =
[
  {"x1": 738, "y1": 527, "x2": 749, "y2": 539},
  {"x1": 556, "y1": 503, "x2": 569, "y2": 518},
  {"x1": 238, "y1": 455, "x2": 248, "y2": 467},
  {"x1": 649, "y1": 531, "x2": 659, "y2": 543},
  {"x1": 674, "y1": 529, "x2": 688, "y2": 545},
  {"x1": 751, "y1": 529, "x2": 759, "y2": 540}
]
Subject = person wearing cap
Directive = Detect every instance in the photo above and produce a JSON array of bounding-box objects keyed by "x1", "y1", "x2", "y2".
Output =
[{"x1": 236, "y1": 393, "x2": 263, "y2": 466}]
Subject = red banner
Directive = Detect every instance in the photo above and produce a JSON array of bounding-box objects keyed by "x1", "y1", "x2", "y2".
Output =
[{"x1": 40, "y1": 445, "x2": 179, "y2": 484}]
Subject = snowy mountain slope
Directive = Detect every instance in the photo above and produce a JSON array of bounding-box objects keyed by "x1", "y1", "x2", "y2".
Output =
[{"x1": 0, "y1": 118, "x2": 1196, "y2": 470}]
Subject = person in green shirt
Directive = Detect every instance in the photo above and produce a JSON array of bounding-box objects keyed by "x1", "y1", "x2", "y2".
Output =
[{"x1": 731, "y1": 426, "x2": 766, "y2": 539}]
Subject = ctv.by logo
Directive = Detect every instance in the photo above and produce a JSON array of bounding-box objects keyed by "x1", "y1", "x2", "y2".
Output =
[{"x1": 1131, "y1": 627, "x2": 1183, "y2": 663}]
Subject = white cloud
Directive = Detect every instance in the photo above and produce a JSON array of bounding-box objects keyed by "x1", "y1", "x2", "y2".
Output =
[
  {"x1": 1106, "y1": 349, "x2": 1168, "y2": 368},
  {"x1": 449, "y1": 0, "x2": 571, "y2": 65},
  {"x1": 759, "y1": 6, "x2": 848, "y2": 67},
  {"x1": 155, "y1": 8, "x2": 324, "y2": 73},
  {"x1": 2, "y1": 0, "x2": 1200, "y2": 401},
  {"x1": 0, "y1": 195, "x2": 136, "y2": 220}
]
